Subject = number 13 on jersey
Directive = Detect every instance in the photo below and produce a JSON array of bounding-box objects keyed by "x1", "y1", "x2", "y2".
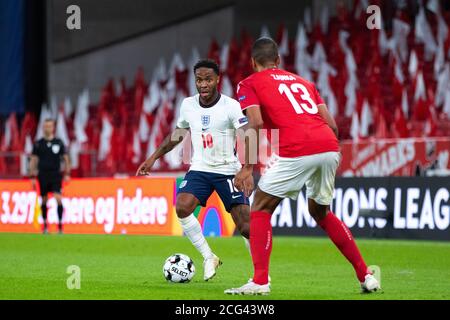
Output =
[{"x1": 278, "y1": 83, "x2": 319, "y2": 115}]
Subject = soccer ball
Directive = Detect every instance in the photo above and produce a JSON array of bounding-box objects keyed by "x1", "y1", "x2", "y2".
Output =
[{"x1": 163, "y1": 253, "x2": 195, "y2": 283}]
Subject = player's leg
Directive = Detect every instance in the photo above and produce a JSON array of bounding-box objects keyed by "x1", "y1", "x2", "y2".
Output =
[
  {"x1": 176, "y1": 171, "x2": 220, "y2": 280},
  {"x1": 229, "y1": 204, "x2": 253, "y2": 263},
  {"x1": 212, "y1": 175, "x2": 252, "y2": 264},
  {"x1": 213, "y1": 175, "x2": 250, "y2": 239},
  {"x1": 226, "y1": 155, "x2": 307, "y2": 295},
  {"x1": 52, "y1": 174, "x2": 64, "y2": 233},
  {"x1": 41, "y1": 195, "x2": 48, "y2": 233},
  {"x1": 308, "y1": 200, "x2": 379, "y2": 292},
  {"x1": 308, "y1": 200, "x2": 369, "y2": 280},
  {"x1": 38, "y1": 176, "x2": 49, "y2": 234},
  {"x1": 229, "y1": 204, "x2": 250, "y2": 239},
  {"x1": 248, "y1": 188, "x2": 282, "y2": 285},
  {"x1": 224, "y1": 188, "x2": 281, "y2": 295},
  {"x1": 53, "y1": 193, "x2": 64, "y2": 233},
  {"x1": 229, "y1": 200, "x2": 275, "y2": 285},
  {"x1": 176, "y1": 192, "x2": 214, "y2": 260},
  {"x1": 306, "y1": 152, "x2": 380, "y2": 292}
]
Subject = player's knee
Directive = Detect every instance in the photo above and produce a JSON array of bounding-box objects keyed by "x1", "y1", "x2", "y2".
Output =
[
  {"x1": 54, "y1": 195, "x2": 62, "y2": 205},
  {"x1": 176, "y1": 201, "x2": 194, "y2": 219},
  {"x1": 308, "y1": 200, "x2": 328, "y2": 223}
]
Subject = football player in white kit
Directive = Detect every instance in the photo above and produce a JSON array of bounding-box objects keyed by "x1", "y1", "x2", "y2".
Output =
[{"x1": 137, "y1": 59, "x2": 251, "y2": 281}]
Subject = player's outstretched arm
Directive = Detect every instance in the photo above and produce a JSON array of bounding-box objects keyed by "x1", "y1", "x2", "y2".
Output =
[
  {"x1": 136, "y1": 127, "x2": 189, "y2": 176},
  {"x1": 318, "y1": 104, "x2": 339, "y2": 139}
]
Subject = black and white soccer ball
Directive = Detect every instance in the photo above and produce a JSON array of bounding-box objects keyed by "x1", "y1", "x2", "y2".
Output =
[{"x1": 163, "y1": 253, "x2": 195, "y2": 283}]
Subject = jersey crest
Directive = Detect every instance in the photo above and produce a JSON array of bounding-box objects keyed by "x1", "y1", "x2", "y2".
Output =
[
  {"x1": 51, "y1": 144, "x2": 60, "y2": 154},
  {"x1": 201, "y1": 115, "x2": 210, "y2": 128}
]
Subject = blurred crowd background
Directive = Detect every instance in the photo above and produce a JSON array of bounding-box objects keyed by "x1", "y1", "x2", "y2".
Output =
[{"x1": 0, "y1": 0, "x2": 449, "y2": 178}]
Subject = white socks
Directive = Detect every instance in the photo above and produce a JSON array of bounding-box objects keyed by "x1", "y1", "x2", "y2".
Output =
[
  {"x1": 178, "y1": 214, "x2": 214, "y2": 260},
  {"x1": 178, "y1": 214, "x2": 251, "y2": 261}
]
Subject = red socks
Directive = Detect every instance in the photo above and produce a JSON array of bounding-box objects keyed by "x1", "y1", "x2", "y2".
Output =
[
  {"x1": 249, "y1": 210, "x2": 368, "y2": 284},
  {"x1": 250, "y1": 211, "x2": 272, "y2": 285},
  {"x1": 318, "y1": 212, "x2": 369, "y2": 282}
]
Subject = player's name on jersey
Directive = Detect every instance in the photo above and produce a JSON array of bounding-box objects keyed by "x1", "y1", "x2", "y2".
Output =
[{"x1": 270, "y1": 74, "x2": 296, "y2": 81}]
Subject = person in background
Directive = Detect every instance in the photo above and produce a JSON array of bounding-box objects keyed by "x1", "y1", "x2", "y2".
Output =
[{"x1": 30, "y1": 119, "x2": 70, "y2": 234}]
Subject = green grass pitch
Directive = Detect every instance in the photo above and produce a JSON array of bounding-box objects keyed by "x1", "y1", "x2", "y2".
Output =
[{"x1": 0, "y1": 233, "x2": 449, "y2": 300}]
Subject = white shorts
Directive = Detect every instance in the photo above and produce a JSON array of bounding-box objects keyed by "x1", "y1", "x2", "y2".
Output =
[{"x1": 258, "y1": 151, "x2": 341, "y2": 205}]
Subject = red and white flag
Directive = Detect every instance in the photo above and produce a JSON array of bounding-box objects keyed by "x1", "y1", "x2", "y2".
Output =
[
  {"x1": 98, "y1": 113, "x2": 113, "y2": 161},
  {"x1": 414, "y1": 71, "x2": 427, "y2": 102},
  {"x1": 375, "y1": 113, "x2": 388, "y2": 139},
  {"x1": 393, "y1": 18, "x2": 411, "y2": 62},
  {"x1": 402, "y1": 89, "x2": 409, "y2": 118},
  {"x1": 63, "y1": 97, "x2": 73, "y2": 118},
  {"x1": 132, "y1": 130, "x2": 141, "y2": 164},
  {"x1": 434, "y1": 42, "x2": 445, "y2": 81},
  {"x1": 221, "y1": 75, "x2": 234, "y2": 98},
  {"x1": 408, "y1": 50, "x2": 419, "y2": 78},
  {"x1": 359, "y1": 100, "x2": 373, "y2": 137},
  {"x1": 312, "y1": 42, "x2": 327, "y2": 71},
  {"x1": 443, "y1": 84, "x2": 450, "y2": 118},
  {"x1": 188, "y1": 47, "x2": 201, "y2": 97},
  {"x1": 220, "y1": 43, "x2": 229, "y2": 72},
  {"x1": 73, "y1": 89, "x2": 89, "y2": 143},
  {"x1": 1, "y1": 113, "x2": 20, "y2": 151},
  {"x1": 36, "y1": 104, "x2": 54, "y2": 140},
  {"x1": 295, "y1": 23, "x2": 312, "y2": 80},
  {"x1": 138, "y1": 113, "x2": 150, "y2": 142},
  {"x1": 415, "y1": 5, "x2": 437, "y2": 60},
  {"x1": 56, "y1": 108, "x2": 70, "y2": 147},
  {"x1": 24, "y1": 134, "x2": 33, "y2": 154},
  {"x1": 435, "y1": 63, "x2": 449, "y2": 107},
  {"x1": 144, "y1": 78, "x2": 161, "y2": 114},
  {"x1": 350, "y1": 111, "x2": 360, "y2": 141}
]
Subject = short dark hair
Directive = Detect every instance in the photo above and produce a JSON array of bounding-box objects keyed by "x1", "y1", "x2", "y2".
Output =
[
  {"x1": 193, "y1": 59, "x2": 220, "y2": 75},
  {"x1": 44, "y1": 118, "x2": 56, "y2": 124},
  {"x1": 252, "y1": 37, "x2": 279, "y2": 66}
]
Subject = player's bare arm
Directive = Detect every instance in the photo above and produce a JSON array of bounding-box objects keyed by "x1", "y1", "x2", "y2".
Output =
[
  {"x1": 29, "y1": 155, "x2": 38, "y2": 177},
  {"x1": 29, "y1": 155, "x2": 39, "y2": 189},
  {"x1": 318, "y1": 104, "x2": 339, "y2": 139},
  {"x1": 136, "y1": 127, "x2": 189, "y2": 176},
  {"x1": 63, "y1": 154, "x2": 71, "y2": 181},
  {"x1": 234, "y1": 105, "x2": 264, "y2": 196}
]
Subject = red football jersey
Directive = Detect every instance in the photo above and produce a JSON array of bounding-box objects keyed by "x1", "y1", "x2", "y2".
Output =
[{"x1": 237, "y1": 68, "x2": 339, "y2": 158}]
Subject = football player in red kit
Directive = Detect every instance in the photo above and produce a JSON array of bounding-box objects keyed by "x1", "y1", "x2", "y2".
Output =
[{"x1": 225, "y1": 38, "x2": 380, "y2": 295}]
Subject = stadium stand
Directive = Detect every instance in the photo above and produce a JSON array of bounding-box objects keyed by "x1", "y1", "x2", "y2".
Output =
[{"x1": 1, "y1": 0, "x2": 449, "y2": 178}]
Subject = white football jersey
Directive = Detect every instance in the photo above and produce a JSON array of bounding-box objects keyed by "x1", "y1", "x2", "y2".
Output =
[{"x1": 176, "y1": 93, "x2": 248, "y2": 175}]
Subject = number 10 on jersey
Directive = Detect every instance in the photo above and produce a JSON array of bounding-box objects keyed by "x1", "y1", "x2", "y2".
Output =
[{"x1": 202, "y1": 133, "x2": 213, "y2": 148}]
